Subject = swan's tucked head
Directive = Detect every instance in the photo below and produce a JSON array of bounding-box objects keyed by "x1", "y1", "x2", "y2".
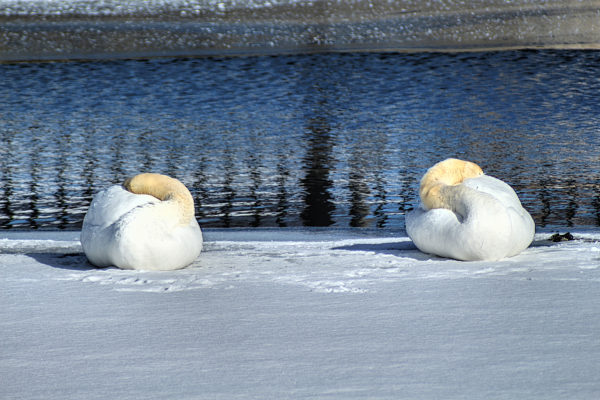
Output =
[
  {"x1": 419, "y1": 158, "x2": 484, "y2": 210},
  {"x1": 123, "y1": 173, "x2": 195, "y2": 224}
]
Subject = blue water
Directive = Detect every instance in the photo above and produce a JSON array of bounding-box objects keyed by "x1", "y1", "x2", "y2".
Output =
[{"x1": 1, "y1": 50, "x2": 599, "y2": 230}]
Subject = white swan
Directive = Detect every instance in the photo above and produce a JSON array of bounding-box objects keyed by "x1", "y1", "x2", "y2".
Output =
[
  {"x1": 406, "y1": 158, "x2": 534, "y2": 261},
  {"x1": 81, "y1": 173, "x2": 203, "y2": 270}
]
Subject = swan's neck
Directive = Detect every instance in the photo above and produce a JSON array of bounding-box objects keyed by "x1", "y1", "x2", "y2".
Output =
[
  {"x1": 419, "y1": 158, "x2": 483, "y2": 211},
  {"x1": 123, "y1": 173, "x2": 195, "y2": 225}
]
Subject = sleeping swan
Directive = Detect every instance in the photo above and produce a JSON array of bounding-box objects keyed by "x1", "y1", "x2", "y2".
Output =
[
  {"x1": 405, "y1": 158, "x2": 534, "y2": 261},
  {"x1": 81, "y1": 173, "x2": 202, "y2": 270}
]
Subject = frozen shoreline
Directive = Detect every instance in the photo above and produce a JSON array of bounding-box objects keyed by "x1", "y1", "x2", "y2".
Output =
[
  {"x1": 2, "y1": 0, "x2": 599, "y2": 61},
  {"x1": 2, "y1": 228, "x2": 600, "y2": 292},
  {"x1": 2, "y1": 229, "x2": 600, "y2": 398}
]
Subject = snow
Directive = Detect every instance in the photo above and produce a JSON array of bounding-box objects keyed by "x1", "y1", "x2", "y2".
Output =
[
  {"x1": 2, "y1": 229, "x2": 600, "y2": 399},
  {"x1": 0, "y1": 0, "x2": 315, "y2": 16}
]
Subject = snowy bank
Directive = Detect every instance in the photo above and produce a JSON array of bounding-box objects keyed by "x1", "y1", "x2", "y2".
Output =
[
  {"x1": 2, "y1": 0, "x2": 600, "y2": 61},
  {"x1": 2, "y1": 229, "x2": 599, "y2": 293},
  {"x1": 2, "y1": 229, "x2": 600, "y2": 399}
]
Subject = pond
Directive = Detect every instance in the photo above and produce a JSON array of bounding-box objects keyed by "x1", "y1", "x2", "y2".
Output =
[{"x1": 1, "y1": 50, "x2": 599, "y2": 230}]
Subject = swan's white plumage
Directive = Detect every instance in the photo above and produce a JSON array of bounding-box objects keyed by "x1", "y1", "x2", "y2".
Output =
[
  {"x1": 406, "y1": 159, "x2": 534, "y2": 261},
  {"x1": 81, "y1": 175, "x2": 203, "y2": 270}
]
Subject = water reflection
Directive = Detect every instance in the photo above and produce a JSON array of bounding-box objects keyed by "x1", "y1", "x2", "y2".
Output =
[
  {"x1": 275, "y1": 156, "x2": 290, "y2": 227},
  {"x1": 0, "y1": 50, "x2": 599, "y2": 230},
  {"x1": 301, "y1": 116, "x2": 336, "y2": 227},
  {"x1": 219, "y1": 145, "x2": 236, "y2": 228}
]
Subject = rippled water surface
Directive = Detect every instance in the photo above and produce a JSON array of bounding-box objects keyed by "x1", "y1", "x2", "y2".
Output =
[{"x1": 1, "y1": 50, "x2": 599, "y2": 230}]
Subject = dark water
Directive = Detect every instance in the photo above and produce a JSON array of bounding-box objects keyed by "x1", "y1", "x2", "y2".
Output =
[{"x1": 1, "y1": 50, "x2": 599, "y2": 230}]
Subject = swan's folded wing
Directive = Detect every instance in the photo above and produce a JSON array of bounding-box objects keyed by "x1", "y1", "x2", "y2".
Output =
[
  {"x1": 82, "y1": 186, "x2": 158, "y2": 229},
  {"x1": 463, "y1": 175, "x2": 535, "y2": 255},
  {"x1": 81, "y1": 186, "x2": 160, "y2": 267},
  {"x1": 462, "y1": 175, "x2": 522, "y2": 209}
]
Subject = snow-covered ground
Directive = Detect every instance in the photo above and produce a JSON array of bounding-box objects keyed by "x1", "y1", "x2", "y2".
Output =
[{"x1": 2, "y1": 229, "x2": 600, "y2": 399}]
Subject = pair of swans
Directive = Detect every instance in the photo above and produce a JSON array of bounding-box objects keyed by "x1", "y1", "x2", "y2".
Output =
[{"x1": 81, "y1": 159, "x2": 534, "y2": 270}]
